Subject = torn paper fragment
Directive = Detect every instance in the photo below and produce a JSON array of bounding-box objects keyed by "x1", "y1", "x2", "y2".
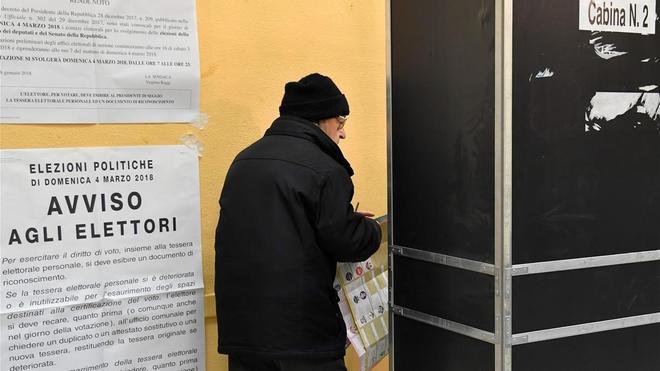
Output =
[
  {"x1": 594, "y1": 43, "x2": 628, "y2": 60},
  {"x1": 587, "y1": 93, "x2": 641, "y2": 121},
  {"x1": 589, "y1": 36, "x2": 603, "y2": 44},
  {"x1": 535, "y1": 68, "x2": 555, "y2": 79},
  {"x1": 641, "y1": 94, "x2": 660, "y2": 119},
  {"x1": 639, "y1": 85, "x2": 658, "y2": 92},
  {"x1": 585, "y1": 92, "x2": 660, "y2": 132}
]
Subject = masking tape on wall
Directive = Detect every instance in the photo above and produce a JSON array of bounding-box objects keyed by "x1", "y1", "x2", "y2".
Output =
[
  {"x1": 190, "y1": 112, "x2": 210, "y2": 129},
  {"x1": 180, "y1": 133, "x2": 204, "y2": 156}
]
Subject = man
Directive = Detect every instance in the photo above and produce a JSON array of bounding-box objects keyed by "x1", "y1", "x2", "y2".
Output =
[{"x1": 215, "y1": 73, "x2": 382, "y2": 371}]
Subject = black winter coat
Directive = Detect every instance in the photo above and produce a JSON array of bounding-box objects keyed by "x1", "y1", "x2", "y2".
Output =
[{"x1": 215, "y1": 116, "x2": 381, "y2": 359}]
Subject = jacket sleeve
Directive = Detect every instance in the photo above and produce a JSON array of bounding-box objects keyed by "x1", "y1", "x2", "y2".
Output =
[{"x1": 315, "y1": 168, "x2": 382, "y2": 262}]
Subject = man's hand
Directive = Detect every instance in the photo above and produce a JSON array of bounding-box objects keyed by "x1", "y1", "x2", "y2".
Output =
[{"x1": 356, "y1": 211, "x2": 375, "y2": 218}]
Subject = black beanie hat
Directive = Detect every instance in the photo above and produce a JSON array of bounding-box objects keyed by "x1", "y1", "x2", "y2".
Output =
[{"x1": 279, "y1": 73, "x2": 349, "y2": 122}]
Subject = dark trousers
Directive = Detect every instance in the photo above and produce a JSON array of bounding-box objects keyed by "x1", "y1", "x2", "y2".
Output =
[{"x1": 228, "y1": 354, "x2": 347, "y2": 371}]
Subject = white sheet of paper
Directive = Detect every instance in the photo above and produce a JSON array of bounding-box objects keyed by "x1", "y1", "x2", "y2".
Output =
[
  {"x1": 0, "y1": 0, "x2": 200, "y2": 123},
  {"x1": 0, "y1": 145, "x2": 205, "y2": 371},
  {"x1": 578, "y1": 0, "x2": 656, "y2": 35}
]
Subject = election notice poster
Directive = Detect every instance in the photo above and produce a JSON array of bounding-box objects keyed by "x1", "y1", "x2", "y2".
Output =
[
  {"x1": 0, "y1": 0, "x2": 200, "y2": 123},
  {"x1": 0, "y1": 146, "x2": 205, "y2": 371}
]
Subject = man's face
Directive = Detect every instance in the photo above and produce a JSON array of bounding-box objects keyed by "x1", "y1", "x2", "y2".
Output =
[{"x1": 318, "y1": 116, "x2": 347, "y2": 144}]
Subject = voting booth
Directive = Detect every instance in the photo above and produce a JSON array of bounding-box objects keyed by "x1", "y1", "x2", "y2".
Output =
[{"x1": 388, "y1": 0, "x2": 660, "y2": 370}]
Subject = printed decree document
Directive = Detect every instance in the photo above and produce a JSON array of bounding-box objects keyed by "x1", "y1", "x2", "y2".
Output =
[
  {"x1": 0, "y1": 0, "x2": 200, "y2": 123},
  {"x1": 0, "y1": 146, "x2": 205, "y2": 371}
]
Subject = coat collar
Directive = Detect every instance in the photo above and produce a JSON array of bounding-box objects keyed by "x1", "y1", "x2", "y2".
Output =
[{"x1": 265, "y1": 116, "x2": 354, "y2": 176}]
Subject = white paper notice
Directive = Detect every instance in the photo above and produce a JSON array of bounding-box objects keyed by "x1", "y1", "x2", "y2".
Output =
[
  {"x1": 579, "y1": 0, "x2": 656, "y2": 35},
  {"x1": 0, "y1": 146, "x2": 205, "y2": 371},
  {"x1": 0, "y1": 0, "x2": 200, "y2": 123}
]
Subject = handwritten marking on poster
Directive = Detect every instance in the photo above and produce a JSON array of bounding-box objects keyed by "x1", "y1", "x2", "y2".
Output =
[
  {"x1": 0, "y1": 145, "x2": 205, "y2": 371},
  {"x1": 0, "y1": 0, "x2": 200, "y2": 123},
  {"x1": 579, "y1": 0, "x2": 656, "y2": 34}
]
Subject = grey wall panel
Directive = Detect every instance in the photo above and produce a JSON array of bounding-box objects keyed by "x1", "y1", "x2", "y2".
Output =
[
  {"x1": 512, "y1": 0, "x2": 660, "y2": 264},
  {"x1": 394, "y1": 314, "x2": 495, "y2": 371},
  {"x1": 394, "y1": 255, "x2": 495, "y2": 332},
  {"x1": 512, "y1": 323, "x2": 660, "y2": 371},
  {"x1": 512, "y1": 261, "x2": 660, "y2": 333},
  {"x1": 391, "y1": 0, "x2": 495, "y2": 263}
]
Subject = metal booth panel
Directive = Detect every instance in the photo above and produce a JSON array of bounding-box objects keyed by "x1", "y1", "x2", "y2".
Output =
[
  {"x1": 391, "y1": 0, "x2": 496, "y2": 263},
  {"x1": 389, "y1": 0, "x2": 498, "y2": 368},
  {"x1": 512, "y1": 323, "x2": 660, "y2": 371},
  {"x1": 511, "y1": 0, "x2": 660, "y2": 264},
  {"x1": 394, "y1": 314, "x2": 495, "y2": 371},
  {"x1": 512, "y1": 260, "x2": 660, "y2": 333},
  {"x1": 394, "y1": 255, "x2": 495, "y2": 332},
  {"x1": 391, "y1": 0, "x2": 658, "y2": 369},
  {"x1": 508, "y1": 1, "x2": 660, "y2": 369}
]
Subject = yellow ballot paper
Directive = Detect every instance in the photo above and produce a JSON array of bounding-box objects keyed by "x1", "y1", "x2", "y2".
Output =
[{"x1": 335, "y1": 216, "x2": 388, "y2": 371}]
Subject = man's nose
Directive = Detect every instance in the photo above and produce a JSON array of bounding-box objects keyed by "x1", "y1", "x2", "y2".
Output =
[{"x1": 339, "y1": 129, "x2": 346, "y2": 140}]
